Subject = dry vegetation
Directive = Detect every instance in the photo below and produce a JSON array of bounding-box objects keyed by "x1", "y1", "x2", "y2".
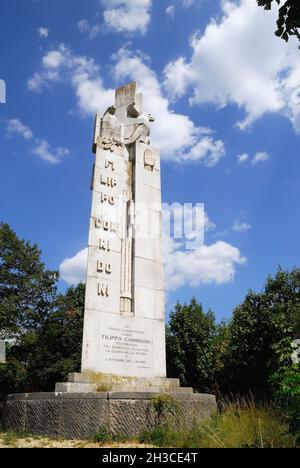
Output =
[{"x1": 0, "y1": 432, "x2": 152, "y2": 449}]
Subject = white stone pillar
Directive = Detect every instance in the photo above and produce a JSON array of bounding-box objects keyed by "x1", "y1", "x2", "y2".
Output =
[{"x1": 81, "y1": 82, "x2": 166, "y2": 379}]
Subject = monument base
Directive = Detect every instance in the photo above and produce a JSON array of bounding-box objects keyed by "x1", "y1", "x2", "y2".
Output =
[
  {"x1": 55, "y1": 372, "x2": 194, "y2": 394},
  {"x1": 2, "y1": 392, "x2": 217, "y2": 440}
]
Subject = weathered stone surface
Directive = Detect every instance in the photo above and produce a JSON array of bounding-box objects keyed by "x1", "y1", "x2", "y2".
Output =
[
  {"x1": 109, "y1": 399, "x2": 154, "y2": 437},
  {"x1": 55, "y1": 382, "x2": 97, "y2": 393},
  {"x1": 26, "y1": 399, "x2": 61, "y2": 437},
  {"x1": 2, "y1": 392, "x2": 217, "y2": 440},
  {"x1": 2, "y1": 400, "x2": 26, "y2": 433},
  {"x1": 60, "y1": 399, "x2": 108, "y2": 439}
]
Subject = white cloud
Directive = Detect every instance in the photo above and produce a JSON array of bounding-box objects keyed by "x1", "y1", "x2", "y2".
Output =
[
  {"x1": 6, "y1": 118, "x2": 70, "y2": 164},
  {"x1": 100, "y1": 0, "x2": 152, "y2": 34},
  {"x1": 113, "y1": 47, "x2": 225, "y2": 164},
  {"x1": 6, "y1": 119, "x2": 33, "y2": 140},
  {"x1": 59, "y1": 239, "x2": 246, "y2": 291},
  {"x1": 33, "y1": 140, "x2": 70, "y2": 164},
  {"x1": 232, "y1": 221, "x2": 251, "y2": 233},
  {"x1": 237, "y1": 153, "x2": 249, "y2": 164},
  {"x1": 38, "y1": 27, "x2": 49, "y2": 38},
  {"x1": 163, "y1": 0, "x2": 300, "y2": 132},
  {"x1": 78, "y1": 19, "x2": 90, "y2": 33},
  {"x1": 28, "y1": 44, "x2": 115, "y2": 113},
  {"x1": 180, "y1": 134, "x2": 225, "y2": 166},
  {"x1": 78, "y1": 19, "x2": 102, "y2": 39},
  {"x1": 59, "y1": 248, "x2": 88, "y2": 285},
  {"x1": 163, "y1": 57, "x2": 194, "y2": 101},
  {"x1": 251, "y1": 151, "x2": 269, "y2": 165},
  {"x1": 166, "y1": 5, "x2": 175, "y2": 18},
  {"x1": 164, "y1": 237, "x2": 246, "y2": 292},
  {"x1": 42, "y1": 51, "x2": 64, "y2": 68}
]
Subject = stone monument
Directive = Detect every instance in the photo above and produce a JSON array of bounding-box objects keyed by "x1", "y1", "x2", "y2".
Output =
[
  {"x1": 55, "y1": 82, "x2": 179, "y2": 392},
  {"x1": 3, "y1": 83, "x2": 217, "y2": 439}
]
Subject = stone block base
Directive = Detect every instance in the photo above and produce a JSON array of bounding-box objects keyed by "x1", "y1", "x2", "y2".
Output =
[
  {"x1": 2, "y1": 392, "x2": 217, "y2": 440},
  {"x1": 55, "y1": 372, "x2": 193, "y2": 394}
]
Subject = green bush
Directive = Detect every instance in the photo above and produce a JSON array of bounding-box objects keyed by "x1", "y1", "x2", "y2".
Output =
[
  {"x1": 139, "y1": 425, "x2": 170, "y2": 446},
  {"x1": 273, "y1": 363, "x2": 300, "y2": 437},
  {"x1": 139, "y1": 400, "x2": 298, "y2": 448}
]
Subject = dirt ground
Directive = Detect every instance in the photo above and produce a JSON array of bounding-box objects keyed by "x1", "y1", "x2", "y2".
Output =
[{"x1": 0, "y1": 432, "x2": 153, "y2": 448}]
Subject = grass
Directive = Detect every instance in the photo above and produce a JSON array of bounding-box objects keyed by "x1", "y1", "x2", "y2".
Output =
[
  {"x1": 139, "y1": 398, "x2": 299, "y2": 448},
  {"x1": 93, "y1": 426, "x2": 128, "y2": 445},
  {"x1": 0, "y1": 431, "x2": 39, "y2": 447}
]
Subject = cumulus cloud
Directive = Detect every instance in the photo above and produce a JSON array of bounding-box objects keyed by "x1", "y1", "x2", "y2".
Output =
[
  {"x1": 251, "y1": 151, "x2": 269, "y2": 165},
  {"x1": 163, "y1": 0, "x2": 300, "y2": 132},
  {"x1": 59, "y1": 239, "x2": 246, "y2": 291},
  {"x1": 100, "y1": 0, "x2": 152, "y2": 34},
  {"x1": 38, "y1": 27, "x2": 49, "y2": 38},
  {"x1": 59, "y1": 248, "x2": 88, "y2": 285},
  {"x1": 29, "y1": 45, "x2": 225, "y2": 165},
  {"x1": 28, "y1": 44, "x2": 115, "y2": 113},
  {"x1": 232, "y1": 221, "x2": 251, "y2": 233},
  {"x1": 237, "y1": 153, "x2": 249, "y2": 164},
  {"x1": 6, "y1": 119, "x2": 33, "y2": 140},
  {"x1": 33, "y1": 140, "x2": 70, "y2": 164},
  {"x1": 164, "y1": 238, "x2": 246, "y2": 292}
]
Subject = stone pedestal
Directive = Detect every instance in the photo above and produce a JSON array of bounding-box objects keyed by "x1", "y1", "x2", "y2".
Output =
[
  {"x1": 2, "y1": 392, "x2": 217, "y2": 440},
  {"x1": 55, "y1": 372, "x2": 194, "y2": 394}
]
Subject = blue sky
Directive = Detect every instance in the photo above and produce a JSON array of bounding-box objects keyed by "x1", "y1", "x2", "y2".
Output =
[{"x1": 1, "y1": 0, "x2": 300, "y2": 322}]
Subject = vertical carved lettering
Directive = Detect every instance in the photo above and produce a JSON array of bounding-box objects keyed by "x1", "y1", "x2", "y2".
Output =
[
  {"x1": 105, "y1": 160, "x2": 115, "y2": 171},
  {"x1": 98, "y1": 284, "x2": 109, "y2": 297},
  {"x1": 101, "y1": 193, "x2": 116, "y2": 205},
  {"x1": 97, "y1": 261, "x2": 112, "y2": 274},
  {"x1": 99, "y1": 239, "x2": 110, "y2": 252}
]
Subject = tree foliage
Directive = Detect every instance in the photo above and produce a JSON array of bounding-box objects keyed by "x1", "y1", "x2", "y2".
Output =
[
  {"x1": 257, "y1": 1, "x2": 300, "y2": 46},
  {"x1": 219, "y1": 268, "x2": 300, "y2": 398},
  {"x1": 0, "y1": 223, "x2": 84, "y2": 395},
  {"x1": 0, "y1": 222, "x2": 57, "y2": 341},
  {"x1": 166, "y1": 298, "x2": 218, "y2": 393},
  {"x1": 25, "y1": 284, "x2": 84, "y2": 391}
]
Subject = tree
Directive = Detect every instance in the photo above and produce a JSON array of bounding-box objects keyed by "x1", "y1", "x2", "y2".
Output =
[
  {"x1": 26, "y1": 283, "x2": 85, "y2": 391},
  {"x1": 166, "y1": 298, "x2": 218, "y2": 393},
  {"x1": 220, "y1": 268, "x2": 300, "y2": 398},
  {"x1": 257, "y1": 1, "x2": 300, "y2": 46},
  {"x1": 0, "y1": 223, "x2": 58, "y2": 395},
  {"x1": 0, "y1": 223, "x2": 58, "y2": 342}
]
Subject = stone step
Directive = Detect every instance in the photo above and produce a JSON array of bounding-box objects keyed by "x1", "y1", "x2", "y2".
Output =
[
  {"x1": 108, "y1": 386, "x2": 194, "y2": 394},
  {"x1": 55, "y1": 381, "x2": 194, "y2": 395},
  {"x1": 68, "y1": 373, "x2": 181, "y2": 388},
  {"x1": 55, "y1": 382, "x2": 96, "y2": 393}
]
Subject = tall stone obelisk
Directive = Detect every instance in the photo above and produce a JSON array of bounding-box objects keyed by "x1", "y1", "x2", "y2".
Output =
[{"x1": 81, "y1": 82, "x2": 166, "y2": 381}]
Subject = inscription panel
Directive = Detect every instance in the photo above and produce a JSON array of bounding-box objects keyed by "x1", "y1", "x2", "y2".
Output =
[{"x1": 98, "y1": 313, "x2": 154, "y2": 377}]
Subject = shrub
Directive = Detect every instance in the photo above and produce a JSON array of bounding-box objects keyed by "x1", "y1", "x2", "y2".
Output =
[{"x1": 139, "y1": 399, "x2": 298, "y2": 448}]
